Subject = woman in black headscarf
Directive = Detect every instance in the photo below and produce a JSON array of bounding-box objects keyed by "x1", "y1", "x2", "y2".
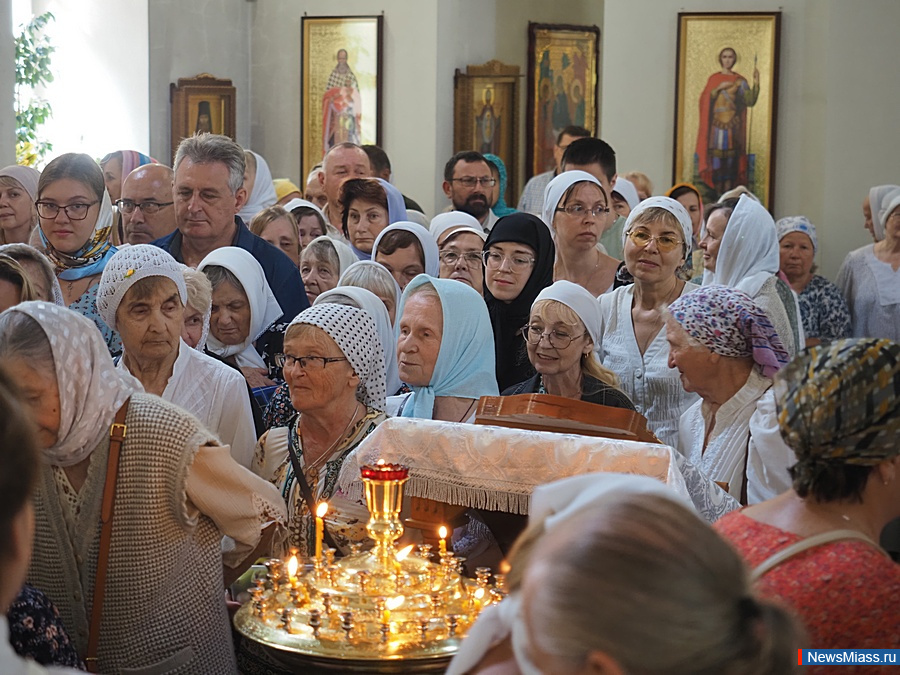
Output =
[{"x1": 483, "y1": 213, "x2": 555, "y2": 391}]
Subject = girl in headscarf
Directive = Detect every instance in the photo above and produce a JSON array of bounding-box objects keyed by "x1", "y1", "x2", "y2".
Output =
[
  {"x1": 339, "y1": 177, "x2": 408, "y2": 260},
  {"x1": 668, "y1": 285, "x2": 793, "y2": 504},
  {"x1": 484, "y1": 213, "x2": 555, "y2": 391},
  {"x1": 238, "y1": 150, "x2": 278, "y2": 222},
  {"x1": 36, "y1": 152, "x2": 121, "y2": 355},
  {"x1": 0, "y1": 165, "x2": 40, "y2": 245},
  {"x1": 483, "y1": 153, "x2": 516, "y2": 217},
  {"x1": 700, "y1": 194, "x2": 801, "y2": 356},
  {"x1": 372, "y1": 221, "x2": 440, "y2": 291}
]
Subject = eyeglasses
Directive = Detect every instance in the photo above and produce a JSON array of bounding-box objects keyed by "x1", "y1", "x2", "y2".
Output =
[
  {"x1": 483, "y1": 250, "x2": 535, "y2": 272},
  {"x1": 115, "y1": 199, "x2": 174, "y2": 215},
  {"x1": 520, "y1": 324, "x2": 587, "y2": 349},
  {"x1": 555, "y1": 203, "x2": 610, "y2": 218},
  {"x1": 274, "y1": 354, "x2": 348, "y2": 370},
  {"x1": 35, "y1": 201, "x2": 99, "y2": 220},
  {"x1": 626, "y1": 229, "x2": 684, "y2": 253},
  {"x1": 451, "y1": 177, "x2": 496, "y2": 188},
  {"x1": 439, "y1": 251, "x2": 483, "y2": 267}
]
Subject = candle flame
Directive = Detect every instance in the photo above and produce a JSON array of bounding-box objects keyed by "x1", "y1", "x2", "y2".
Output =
[
  {"x1": 287, "y1": 555, "x2": 299, "y2": 578},
  {"x1": 386, "y1": 595, "x2": 405, "y2": 610},
  {"x1": 474, "y1": 587, "x2": 485, "y2": 599},
  {"x1": 438, "y1": 525, "x2": 448, "y2": 539},
  {"x1": 499, "y1": 560, "x2": 511, "y2": 574},
  {"x1": 316, "y1": 501, "x2": 329, "y2": 518},
  {"x1": 396, "y1": 544, "x2": 414, "y2": 561},
  {"x1": 377, "y1": 458, "x2": 386, "y2": 465}
]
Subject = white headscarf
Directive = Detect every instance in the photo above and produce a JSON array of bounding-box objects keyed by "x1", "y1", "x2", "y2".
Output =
[
  {"x1": 96, "y1": 245, "x2": 188, "y2": 330},
  {"x1": 872, "y1": 185, "x2": 900, "y2": 242},
  {"x1": 622, "y1": 196, "x2": 693, "y2": 256},
  {"x1": 541, "y1": 170, "x2": 604, "y2": 232},
  {"x1": 429, "y1": 211, "x2": 484, "y2": 245},
  {"x1": 304, "y1": 235, "x2": 357, "y2": 275},
  {"x1": 533, "y1": 280, "x2": 602, "y2": 346},
  {"x1": 371, "y1": 221, "x2": 440, "y2": 277},
  {"x1": 288, "y1": 303, "x2": 387, "y2": 410},
  {"x1": 612, "y1": 177, "x2": 639, "y2": 210},
  {"x1": 446, "y1": 473, "x2": 690, "y2": 675},
  {"x1": 238, "y1": 150, "x2": 277, "y2": 222},
  {"x1": 3, "y1": 302, "x2": 142, "y2": 467},
  {"x1": 315, "y1": 286, "x2": 401, "y2": 396},
  {"x1": 702, "y1": 194, "x2": 778, "y2": 297},
  {"x1": 197, "y1": 246, "x2": 283, "y2": 368},
  {"x1": 282, "y1": 197, "x2": 327, "y2": 226}
]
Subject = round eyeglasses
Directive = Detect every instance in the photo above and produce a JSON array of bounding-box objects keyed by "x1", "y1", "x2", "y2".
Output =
[{"x1": 626, "y1": 229, "x2": 684, "y2": 253}]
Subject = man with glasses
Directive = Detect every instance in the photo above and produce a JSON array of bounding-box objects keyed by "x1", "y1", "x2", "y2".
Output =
[
  {"x1": 117, "y1": 164, "x2": 176, "y2": 245},
  {"x1": 517, "y1": 125, "x2": 591, "y2": 217},
  {"x1": 441, "y1": 151, "x2": 498, "y2": 232}
]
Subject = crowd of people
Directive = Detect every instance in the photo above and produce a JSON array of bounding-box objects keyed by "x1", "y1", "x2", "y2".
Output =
[{"x1": 0, "y1": 127, "x2": 897, "y2": 674}]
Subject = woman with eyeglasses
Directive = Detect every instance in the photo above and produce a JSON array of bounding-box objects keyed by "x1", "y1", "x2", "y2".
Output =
[
  {"x1": 483, "y1": 213, "x2": 555, "y2": 391},
  {"x1": 431, "y1": 211, "x2": 487, "y2": 294},
  {"x1": 504, "y1": 280, "x2": 635, "y2": 409},
  {"x1": 542, "y1": 170, "x2": 620, "y2": 296},
  {"x1": 597, "y1": 197, "x2": 699, "y2": 447},
  {"x1": 35, "y1": 153, "x2": 122, "y2": 355}
]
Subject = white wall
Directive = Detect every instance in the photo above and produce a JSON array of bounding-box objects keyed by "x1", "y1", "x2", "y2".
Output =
[{"x1": 602, "y1": 0, "x2": 900, "y2": 279}]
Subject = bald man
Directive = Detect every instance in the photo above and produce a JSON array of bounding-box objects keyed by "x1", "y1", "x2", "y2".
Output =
[{"x1": 119, "y1": 164, "x2": 177, "y2": 244}]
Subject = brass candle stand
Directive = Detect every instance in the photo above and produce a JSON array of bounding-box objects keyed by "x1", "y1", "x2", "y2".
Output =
[{"x1": 233, "y1": 463, "x2": 506, "y2": 673}]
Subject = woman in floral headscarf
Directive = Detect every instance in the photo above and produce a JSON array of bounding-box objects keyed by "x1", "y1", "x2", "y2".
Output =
[{"x1": 667, "y1": 285, "x2": 793, "y2": 504}]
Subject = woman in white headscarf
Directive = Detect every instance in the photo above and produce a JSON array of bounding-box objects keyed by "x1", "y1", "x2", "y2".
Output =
[
  {"x1": 0, "y1": 302, "x2": 286, "y2": 674},
  {"x1": 198, "y1": 246, "x2": 284, "y2": 389},
  {"x1": 699, "y1": 195, "x2": 800, "y2": 356},
  {"x1": 0, "y1": 164, "x2": 40, "y2": 245},
  {"x1": 542, "y1": 170, "x2": 620, "y2": 296},
  {"x1": 864, "y1": 184, "x2": 900, "y2": 243},
  {"x1": 598, "y1": 196, "x2": 699, "y2": 447},
  {"x1": 372, "y1": 221, "x2": 440, "y2": 291},
  {"x1": 238, "y1": 150, "x2": 278, "y2": 222},
  {"x1": 299, "y1": 234, "x2": 357, "y2": 305}
]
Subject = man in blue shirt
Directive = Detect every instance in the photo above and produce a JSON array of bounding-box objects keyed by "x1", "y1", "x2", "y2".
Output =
[{"x1": 153, "y1": 133, "x2": 308, "y2": 322}]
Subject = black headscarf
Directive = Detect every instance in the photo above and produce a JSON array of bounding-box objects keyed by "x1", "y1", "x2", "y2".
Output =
[{"x1": 483, "y1": 213, "x2": 555, "y2": 391}]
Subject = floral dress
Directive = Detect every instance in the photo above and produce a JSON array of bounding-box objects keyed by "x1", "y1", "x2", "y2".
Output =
[
  {"x1": 6, "y1": 585, "x2": 84, "y2": 669},
  {"x1": 797, "y1": 274, "x2": 851, "y2": 340}
]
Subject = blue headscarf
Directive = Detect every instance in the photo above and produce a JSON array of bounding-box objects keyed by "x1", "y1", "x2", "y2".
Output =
[
  {"x1": 397, "y1": 275, "x2": 499, "y2": 419},
  {"x1": 483, "y1": 154, "x2": 516, "y2": 217}
]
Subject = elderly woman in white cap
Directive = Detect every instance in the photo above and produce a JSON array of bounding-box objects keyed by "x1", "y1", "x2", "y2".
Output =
[
  {"x1": 0, "y1": 302, "x2": 286, "y2": 673},
  {"x1": 837, "y1": 186, "x2": 900, "y2": 341},
  {"x1": 431, "y1": 211, "x2": 487, "y2": 294},
  {"x1": 504, "y1": 279, "x2": 635, "y2": 410},
  {"x1": 299, "y1": 234, "x2": 357, "y2": 305},
  {"x1": 97, "y1": 245, "x2": 257, "y2": 467},
  {"x1": 252, "y1": 303, "x2": 387, "y2": 557},
  {"x1": 597, "y1": 196, "x2": 699, "y2": 447},
  {"x1": 372, "y1": 221, "x2": 440, "y2": 291},
  {"x1": 776, "y1": 216, "x2": 850, "y2": 346},
  {"x1": 542, "y1": 170, "x2": 619, "y2": 295},
  {"x1": 0, "y1": 165, "x2": 40, "y2": 245}
]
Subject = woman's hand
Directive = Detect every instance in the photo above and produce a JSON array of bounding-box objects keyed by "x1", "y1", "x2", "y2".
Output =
[{"x1": 241, "y1": 367, "x2": 276, "y2": 388}]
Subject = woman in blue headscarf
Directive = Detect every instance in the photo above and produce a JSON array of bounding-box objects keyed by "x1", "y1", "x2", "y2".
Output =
[
  {"x1": 483, "y1": 153, "x2": 516, "y2": 218},
  {"x1": 389, "y1": 275, "x2": 498, "y2": 421}
]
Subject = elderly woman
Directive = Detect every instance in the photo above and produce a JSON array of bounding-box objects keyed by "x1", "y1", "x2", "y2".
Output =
[
  {"x1": 252, "y1": 303, "x2": 387, "y2": 556},
  {"x1": 863, "y1": 184, "x2": 899, "y2": 243},
  {"x1": 700, "y1": 195, "x2": 801, "y2": 355},
  {"x1": 339, "y1": 259, "x2": 401, "y2": 325},
  {"x1": 449, "y1": 474, "x2": 798, "y2": 675},
  {"x1": 0, "y1": 302, "x2": 286, "y2": 673},
  {"x1": 180, "y1": 264, "x2": 212, "y2": 350},
  {"x1": 542, "y1": 170, "x2": 618, "y2": 295},
  {"x1": 484, "y1": 213, "x2": 555, "y2": 391},
  {"x1": 0, "y1": 255, "x2": 38, "y2": 312},
  {"x1": 432, "y1": 217, "x2": 487, "y2": 294},
  {"x1": 250, "y1": 204, "x2": 301, "y2": 267},
  {"x1": 97, "y1": 245, "x2": 257, "y2": 467},
  {"x1": 391, "y1": 275, "x2": 499, "y2": 421},
  {"x1": 505, "y1": 279, "x2": 634, "y2": 410},
  {"x1": 715, "y1": 338, "x2": 900, "y2": 659},
  {"x1": 668, "y1": 286, "x2": 794, "y2": 504},
  {"x1": 598, "y1": 197, "x2": 699, "y2": 447},
  {"x1": 836, "y1": 187, "x2": 900, "y2": 341},
  {"x1": 0, "y1": 165, "x2": 40, "y2": 245},
  {"x1": 198, "y1": 246, "x2": 285, "y2": 389},
  {"x1": 776, "y1": 216, "x2": 850, "y2": 345},
  {"x1": 339, "y1": 177, "x2": 408, "y2": 259},
  {"x1": 36, "y1": 152, "x2": 121, "y2": 354},
  {"x1": 238, "y1": 149, "x2": 277, "y2": 222},
  {"x1": 0, "y1": 243, "x2": 64, "y2": 304},
  {"x1": 282, "y1": 197, "x2": 327, "y2": 249},
  {"x1": 300, "y1": 234, "x2": 356, "y2": 304},
  {"x1": 372, "y1": 221, "x2": 440, "y2": 291}
]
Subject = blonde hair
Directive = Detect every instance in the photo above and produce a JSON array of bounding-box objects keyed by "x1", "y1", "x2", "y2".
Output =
[
  {"x1": 530, "y1": 299, "x2": 618, "y2": 387},
  {"x1": 0, "y1": 255, "x2": 37, "y2": 304},
  {"x1": 516, "y1": 494, "x2": 800, "y2": 674},
  {"x1": 624, "y1": 170, "x2": 653, "y2": 198},
  {"x1": 181, "y1": 265, "x2": 212, "y2": 315}
]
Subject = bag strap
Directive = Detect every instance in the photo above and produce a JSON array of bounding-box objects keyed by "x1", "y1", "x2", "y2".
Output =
[
  {"x1": 84, "y1": 398, "x2": 130, "y2": 673},
  {"x1": 751, "y1": 528, "x2": 888, "y2": 581},
  {"x1": 286, "y1": 427, "x2": 339, "y2": 553}
]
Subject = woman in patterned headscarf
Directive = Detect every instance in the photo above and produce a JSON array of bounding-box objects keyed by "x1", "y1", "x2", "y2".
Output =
[
  {"x1": 668, "y1": 285, "x2": 793, "y2": 504},
  {"x1": 715, "y1": 338, "x2": 900, "y2": 659}
]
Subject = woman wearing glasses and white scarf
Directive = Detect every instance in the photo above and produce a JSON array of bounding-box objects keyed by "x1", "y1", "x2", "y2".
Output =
[{"x1": 597, "y1": 197, "x2": 700, "y2": 448}]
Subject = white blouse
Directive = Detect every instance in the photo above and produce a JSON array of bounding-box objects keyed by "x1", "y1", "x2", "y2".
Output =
[
  {"x1": 676, "y1": 369, "x2": 794, "y2": 504},
  {"x1": 598, "y1": 283, "x2": 700, "y2": 448},
  {"x1": 836, "y1": 244, "x2": 900, "y2": 341}
]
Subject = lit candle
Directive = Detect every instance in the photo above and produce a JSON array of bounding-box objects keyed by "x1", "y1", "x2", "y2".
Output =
[
  {"x1": 382, "y1": 607, "x2": 390, "y2": 625},
  {"x1": 315, "y1": 501, "x2": 329, "y2": 560},
  {"x1": 438, "y1": 525, "x2": 448, "y2": 555},
  {"x1": 287, "y1": 555, "x2": 299, "y2": 583}
]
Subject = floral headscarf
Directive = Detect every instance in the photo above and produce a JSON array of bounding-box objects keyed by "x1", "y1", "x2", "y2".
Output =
[{"x1": 39, "y1": 188, "x2": 117, "y2": 281}]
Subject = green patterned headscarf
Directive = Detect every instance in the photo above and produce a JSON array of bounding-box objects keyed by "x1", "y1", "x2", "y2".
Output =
[{"x1": 774, "y1": 339, "x2": 900, "y2": 470}]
